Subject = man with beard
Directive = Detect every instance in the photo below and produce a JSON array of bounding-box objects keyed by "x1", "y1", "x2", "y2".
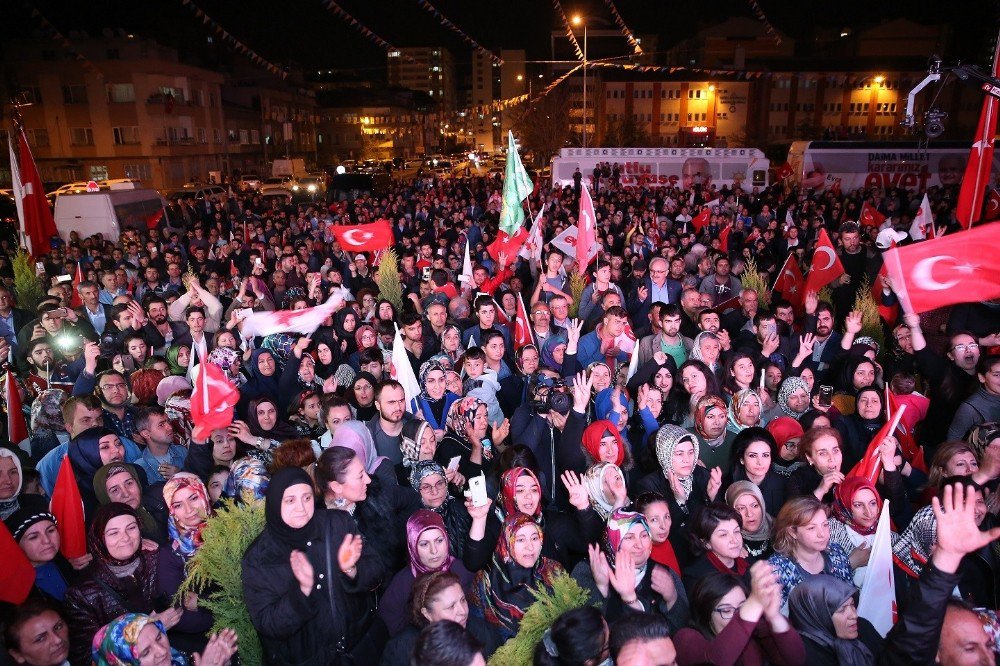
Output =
[
  {"x1": 141, "y1": 296, "x2": 186, "y2": 356},
  {"x1": 366, "y1": 380, "x2": 414, "y2": 465},
  {"x1": 793, "y1": 291, "x2": 843, "y2": 383},
  {"x1": 831, "y1": 221, "x2": 882, "y2": 324},
  {"x1": 637, "y1": 304, "x2": 693, "y2": 368}
]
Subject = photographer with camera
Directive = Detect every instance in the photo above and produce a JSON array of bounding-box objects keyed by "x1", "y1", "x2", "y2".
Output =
[{"x1": 510, "y1": 370, "x2": 574, "y2": 503}]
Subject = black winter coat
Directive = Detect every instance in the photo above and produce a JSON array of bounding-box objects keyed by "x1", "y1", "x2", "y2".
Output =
[
  {"x1": 242, "y1": 509, "x2": 385, "y2": 666},
  {"x1": 348, "y1": 476, "x2": 421, "y2": 576},
  {"x1": 634, "y1": 465, "x2": 711, "y2": 567}
]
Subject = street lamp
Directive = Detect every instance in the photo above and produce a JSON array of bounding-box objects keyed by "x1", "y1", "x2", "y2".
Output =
[{"x1": 571, "y1": 14, "x2": 588, "y2": 148}]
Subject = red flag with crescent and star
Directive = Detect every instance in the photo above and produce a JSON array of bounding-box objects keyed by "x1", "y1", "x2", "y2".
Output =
[
  {"x1": 330, "y1": 220, "x2": 393, "y2": 252},
  {"x1": 956, "y1": 36, "x2": 1000, "y2": 229},
  {"x1": 985, "y1": 189, "x2": 1000, "y2": 223},
  {"x1": 190, "y1": 361, "x2": 240, "y2": 441},
  {"x1": 804, "y1": 228, "x2": 845, "y2": 294},
  {"x1": 513, "y1": 293, "x2": 534, "y2": 350},
  {"x1": 773, "y1": 253, "x2": 805, "y2": 309},
  {"x1": 884, "y1": 222, "x2": 1000, "y2": 314},
  {"x1": 487, "y1": 227, "x2": 529, "y2": 261},
  {"x1": 859, "y1": 201, "x2": 886, "y2": 228}
]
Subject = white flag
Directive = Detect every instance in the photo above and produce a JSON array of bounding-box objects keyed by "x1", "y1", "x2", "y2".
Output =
[
  {"x1": 7, "y1": 135, "x2": 28, "y2": 254},
  {"x1": 390, "y1": 328, "x2": 421, "y2": 414},
  {"x1": 550, "y1": 225, "x2": 580, "y2": 258},
  {"x1": 909, "y1": 193, "x2": 933, "y2": 241},
  {"x1": 857, "y1": 499, "x2": 897, "y2": 636},
  {"x1": 458, "y1": 239, "x2": 474, "y2": 285},
  {"x1": 240, "y1": 293, "x2": 344, "y2": 338},
  {"x1": 519, "y1": 205, "x2": 546, "y2": 265}
]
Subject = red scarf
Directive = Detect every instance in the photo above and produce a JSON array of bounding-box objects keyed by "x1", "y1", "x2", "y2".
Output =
[
  {"x1": 707, "y1": 551, "x2": 749, "y2": 576},
  {"x1": 651, "y1": 541, "x2": 681, "y2": 576}
]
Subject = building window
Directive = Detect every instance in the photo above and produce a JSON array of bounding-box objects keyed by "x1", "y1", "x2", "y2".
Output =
[
  {"x1": 239, "y1": 129, "x2": 249, "y2": 145},
  {"x1": 251, "y1": 129, "x2": 260, "y2": 144},
  {"x1": 23, "y1": 86, "x2": 42, "y2": 104},
  {"x1": 113, "y1": 126, "x2": 140, "y2": 145},
  {"x1": 123, "y1": 163, "x2": 151, "y2": 180},
  {"x1": 62, "y1": 85, "x2": 88, "y2": 104},
  {"x1": 193, "y1": 90, "x2": 205, "y2": 106},
  {"x1": 197, "y1": 127, "x2": 207, "y2": 144},
  {"x1": 70, "y1": 127, "x2": 94, "y2": 145},
  {"x1": 107, "y1": 83, "x2": 135, "y2": 103},
  {"x1": 209, "y1": 92, "x2": 217, "y2": 108},
  {"x1": 89, "y1": 166, "x2": 109, "y2": 181},
  {"x1": 26, "y1": 129, "x2": 49, "y2": 147}
]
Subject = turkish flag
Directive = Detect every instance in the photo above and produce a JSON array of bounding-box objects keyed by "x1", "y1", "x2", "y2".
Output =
[
  {"x1": 718, "y1": 223, "x2": 732, "y2": 253},
  {"x1": 50, "y1": 455, "x2": 87, "y2": 558},
  {"x1": 513, "y1": 293, "x2": 534, "y2": 350},
  {"x1": 190, "y1": 361, "x2": 240, "y2": 441},
  {"x1": 5, "y1": 371, "x2": 27, "y2": 444},
  {"x1": 773, "y1": 253, "x2": 805, "y2": 309},
  {"x1": 145, "y1": 208, "x2": 165, "y2": 230},
  {"x1": 859, "y1": 202, "x2": 886, "y2": 228},
  {"x1": 872, "y1": 264, "x2": 899, "y2": 324},
  {"x1": 804, "y1": 228, "x2": 845, "y2": 294},
  {"x1": 330, "y1": 220, "x2": 393, "y2": 252},
  {"x1": 909, "y1": 194, "x2": 934, "y2": 241},
  {"x1": 69, "y1": 261, "x2": 83, "y2": 308},
  {"x1": 956, "y1": 73, "x2": 1000, "y2": 227},
  {"x1": 576, "y1": 184, "x2": 598, "y2": 269},
  {"x1": 775, "y1": 162, "x2": 794, "y2": 181},
  {"x1": 883, "y1": 222, "x2": 1000, "y2": 314},
  {"x1": 985, "y1": 189, "x2": 1000, "y2": 222},
  {"x1": 847, "y1": 418, "x2": 898, "y2": 484},
  {"x1": 0, "y1": 522, "x2": 35, "y2": 604},
  {"x1": 12, "y1": 129, "x2": 58, "y2": 257},
  {"x1": 886, "y1": 388, "x2": 927, "y2": 473},
  {"x1": 487, "y1": 227, "x2": 529, "y2": 261}
]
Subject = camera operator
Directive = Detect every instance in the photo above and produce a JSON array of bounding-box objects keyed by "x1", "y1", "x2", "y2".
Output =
[{"x1": 510, "y1": 371, "x2": 574, "y2": 503}]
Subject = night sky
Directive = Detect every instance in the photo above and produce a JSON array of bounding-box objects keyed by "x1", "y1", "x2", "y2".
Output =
[{"x1": 2, "y1": 0, "x2": 995, "y2": 75}]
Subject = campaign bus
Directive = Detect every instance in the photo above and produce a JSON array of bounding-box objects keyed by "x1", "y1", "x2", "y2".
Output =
[
  {"x1": 551, "y1": 147, "x2": 770, "y2": 191},
  {"x1": 786, "y1": 140, "x2": 997, "y2": 194}
]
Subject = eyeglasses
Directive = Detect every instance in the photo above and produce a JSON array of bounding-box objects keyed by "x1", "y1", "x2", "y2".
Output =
[
  {"x1": 419, "y1": 479, "x2": 447, "y2": 493},
  {"x1": 101, "y1": 383, "x2": 128, "y2": 392},
  {"x1": 952, "y1": 343, "x2": 980, "y2": 353},
  {"x1": 713, "y1": 603, "x2": 743, "y2": 620}
]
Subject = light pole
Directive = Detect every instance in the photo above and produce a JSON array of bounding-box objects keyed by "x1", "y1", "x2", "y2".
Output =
[{"x1": 572, "y1": 15, "x2": 587, "y2": 148}]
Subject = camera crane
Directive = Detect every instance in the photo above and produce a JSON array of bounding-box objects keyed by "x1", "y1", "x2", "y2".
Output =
[{"x1": 904, "y1": 56, "x2": 1000, "y2": 138}]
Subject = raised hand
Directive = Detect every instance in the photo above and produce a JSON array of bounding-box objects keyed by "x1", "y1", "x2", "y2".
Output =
[
  {"x1": 338, "y1": 533, "x2": 363, "y2": 575},
  {"x1": 465, "y1": 496, "x2": 493, "y2": 522},
  {"x1": 804, "y1": 290, "x2": 819, "y2": 315},
  {"x1": 192, "y1": 628, "x2": 238, "y2": 666},
  {"x1": 668, "y1": 470, "x2": 689, "y2": 503},
  {"x1": 707, "y1": 466, "x2": 723, "y2": 501},
  {"x1": 572, "y1": 371, "x2": 594, "y2": 412},
  {"x1": 566, "y1": 318, "x2": 584, "y2": 348},
  {"x1": 491, "y1": 418, "x2": 510, "y2": 444},
  {"x1": 844, "y1": 310, "x2": 863, "y2": 335},
  {"x1": 932, "y1": 483, "x2": 1000, "y2": 573},
  {"x1": 588, "y1": 543, "x2": 612, "y2": 597},
  {"x1": 561, "y1": 470, "x2": 590, "y2": 511},
  {"x1": 650, "y1": 565, "x2": 678, "y2": 607},
  {"x1": 289, "y1": 550, "x2": 315, "y2": 596},
  {"x1": 608, "y1": 550, "x2": 638, "y2": 600},
  {"x1": 150, "y1": 607, "x2": 184, "y2": 631},
  {"x1": 798, "y1": 332, "x2": 816, "y2": 357}
]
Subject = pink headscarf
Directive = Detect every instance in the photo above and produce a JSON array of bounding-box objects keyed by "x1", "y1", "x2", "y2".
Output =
[{"x1": 406, "y1": 509, "x2": 454, "y2": 577}]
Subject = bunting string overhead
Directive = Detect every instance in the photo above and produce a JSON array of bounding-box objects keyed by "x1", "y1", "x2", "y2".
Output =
[
  {"x1": 586, "y1": 60, "x2": 769, "y2": 80},
  {"x1": 23, "y1": 3, "x2": 103, "y2": 80},
  {"x1": 552, "y1": 0, "x2": 585, "y2": 61},
  {"x1": 179, "y1": 0, "x2": 287, "y2": 78},
  {"x1": 529, "y1": 64, "x2": 583, "y2": 107},
  {"x1": 319, "y1": 0, "x2": 418, "y2": 64},
  {"x1": 602, "y1": 0, "x2": 643, "y2": 55},
  {"x1": 747, "y1": 0, "x2": 782, "y2": 45},
  {"x1": 414, "y1": 0, "x2": 501, "y2": 65}
]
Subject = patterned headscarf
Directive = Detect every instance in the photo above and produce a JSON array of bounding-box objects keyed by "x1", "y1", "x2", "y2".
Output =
[
  {"x1": 0, "y1": 448, "x2": 23, "y2": 520},
  {"x1": 832, "y1": 476, "x2": 882, "y2": 537},
  {"x1": 777, "y1": 376, "x2": 811, "y2": 418},
  {"x1": 164, "y1": 392, "x2": 193, "y2": 446},
  {"x1": 207, "y1": 347, "x2": 244, "y2": 386},
  {"x1": 727, "y1": 389, "x2": 763, "y2": 434},
  {"x1": 497, "y1": 467, "x2": 543, "y2": 521},
  {"x1": 91, "y1": 613, "x2": 186, "y2": 666},
  {"x1": 354, "y1": 324, "x2": 377, "y2": 351},
  {"x1": 410, "y1": 460, "x2": 447, "y2": 494},
  {"x1": 654, "y1": 425, "x2": 700, "y2": 499},
  {"x1": 224, "y1": 457, "x2": 270, "y2": 505},
  {"x1": 605, "y1": 509, "x2": 650, "y2": 565},
  {"x1": 163, "y1": 473, "x2": 212, "y2": 562},
  {"x1": 29, "y1": 389, "x2": 66, "y2": 435},
  {"x1": 400, "y1": 419, "x2": 433, "y2": 468},
  {"x1": 445, "y1": 396, "x2": 486, "y2": 435},
  {"x1": 419, "y1": 359, "x2": 449, "y2": 400},
  {"x1": 967, "y1": 422, "x2": 1000, "y2": 459},
  {"x1": 406, "y1": 509, "x2": 455, "y2": 577},
  {"x1": 693, "y1": 395, "x2": 727, "y2": 439},
  {"x1": 583, "y1": 463, "x2": 625, "y2": 520}
]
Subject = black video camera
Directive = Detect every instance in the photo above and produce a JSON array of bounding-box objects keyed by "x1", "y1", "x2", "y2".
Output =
[{"x1": 528, "y1": 374, "x2": 572, "y2": 415}]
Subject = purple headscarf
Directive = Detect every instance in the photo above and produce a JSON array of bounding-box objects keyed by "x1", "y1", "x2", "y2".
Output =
[
  {"x1": 406, "y1": 509, "x2": 454, "y2": 577},
  {"x1": 330, "y1": 420, "x2": 387, "y2": 474}
]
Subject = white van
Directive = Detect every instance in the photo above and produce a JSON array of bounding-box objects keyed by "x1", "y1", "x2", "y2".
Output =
[{"x1": 54, "y1": 189, "x2": 180, "y2": 242}]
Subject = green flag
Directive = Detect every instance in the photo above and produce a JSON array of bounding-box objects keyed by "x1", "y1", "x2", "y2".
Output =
[{"x1": 499, "y1": 130, "x2": 534, "y2": 237}]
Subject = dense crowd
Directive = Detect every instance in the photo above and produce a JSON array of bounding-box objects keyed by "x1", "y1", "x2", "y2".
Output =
[{"x1": 0, "y1": 165, "x2": 999, "y2": 666}]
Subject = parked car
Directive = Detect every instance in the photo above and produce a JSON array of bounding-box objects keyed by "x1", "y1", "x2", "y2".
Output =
[
  {"x1": 164, "y1": 185, "x2": 227, "y2": 201},
  {"x1": 259, "y1": 176, "x2": 295, "y2": 193},
  {"x1": 292, "y1": 175, "x2": 326, "y2": 198},
  {"x1": 238, "y1": 174, "x2": 262, "y2": 192}
]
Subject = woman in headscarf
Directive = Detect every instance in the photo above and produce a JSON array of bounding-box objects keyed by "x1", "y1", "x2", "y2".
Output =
[
  {"x1": 690, "y1": 331, "x2": 724, "y2": 379},
  {"x1": 90, "y1": 613, "x2": 237, "y2": 666},
  {"x1": 410, "y1": 460, "x2": 473, "y2": 558},
  {"x1": 239, "y1": 348, "x2": 280, "y2": 405},
  {"x1": 728, "y1": 388, "x2": 765, "y2": 434},
  {"x1": 399, "y1": 419, "x2": 439, "y2": 478},
  {"x1": 416, "y1": 360, "x2": 461, "y2": 437},
  {"x1": 313, "y1": 338, "x2": 339, "y2": 379},
  {"x1": 540, "y1": 333, "x2": 568, "y2": 375},
  {"x1": 498, "y1": 344, "x2": 538, "y2": 418},
  {"x1": 93, "y1": 462, "x2": 165, "y2": 543},
  {"x1": 69, "y1": 427, "x2": 126, "y2": 518},
  {"x1": 583, "y1": 462, "x2": 629, "y2": 521},
  {"x1": 834, "y1": 386, "x2": 887, "y2": 471},
  {"x1": 4, "y1": 495, "x2": 88, "y2": 602},
  {"x1": 165, "y1": 345, "x2": 191, "y2": 377},
  {"x1": 689, "y1": 395, "x2": 735, "y2": 471},
  {"x1": 634, "y1": 491, "x2": 682, "y2": 575},
  {"x1": 470, "y1": 512, "x2": 564, "y2": 640},
  {"x1": 288, "y1": 390, "x2": 324, "y2": 440},
  {"x1": 436, "y1": 396, "x2": 494, "y2": 480},
  {"x1": 242, "y1": 467, "x2": 386, "y2": 665},
  {"x1": 463, "y1": 466, "x2": 603, "y2": 573},
  {"x1": 593, "y1": 387, "x2": 633, "y2": 438},
  {"x1": 330, "y1": 419, "x2": 395, "y2": 483},
  {"x1": 316, "y1": 445, "x2": 420, "y2": 576},
  {"x1": 559, "y1": 418, "x2": 634, "y2": 478},
  {"x1": 682, "y1": 503, "x2": 751, "y2": 594},
  {"x1": 788, "y1": 574, "x2": 881, "y2": 665},
  {"x1": 207, "y1": 346, "x2": 244, "y2": 388},
  {"x1": 27, "y1": 388, "x2": 67, "y2": 462},
  {"x1": 726, "y1": 481, "x2": 775, "y2": 561},
  {"x1": 0, "y1": 447, "x2": 23, "y2": 520},
  {"x1": 831, "y1": 356, "x2": 881, "y2": 416},
  {"x1": 63, "y1": 503, "x2": 162, "y2": 665},
  {"x1": 230, "y1": 397, "x2": 299, "y2": 464},
  {"x1": 729, "y1": 427, "x2": 787, "y2": 518},
  {"x1": 332, "y1": 308, "x2": 360, "y2": 356},
  {"x1": 573, "y1": 509, "x2": 689, "y2": 627},
  {"x1": 829, "y1": 477, "x2": 900, "y2": 586},
  {"x1": 348, "y1": 371, "x2": 379, "y2": 422},
  {"x1": 770, "y1": 376, "x2": 812, "y2": 422},
  {"x1": 636, "y1": 425, "x2": 721, "y2": 567},
  {"x1": 223, "y1": 457, "x2": 269, "y2": 505},
  {"x1": 157, "y1": 473, "x2": 215, "y2": 652},
  {"x1": 378, "y1": 509, "x2": 474, "y2": 637},
  {"x1": 767, "y1": 416, "x2": 806, "y2": 479}
]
